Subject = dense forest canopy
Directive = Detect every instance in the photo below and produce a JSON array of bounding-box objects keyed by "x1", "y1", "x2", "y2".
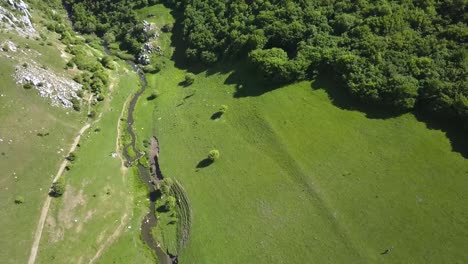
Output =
[{"x1": 66, "y1": 0, "x2": 467, "y2": 124}]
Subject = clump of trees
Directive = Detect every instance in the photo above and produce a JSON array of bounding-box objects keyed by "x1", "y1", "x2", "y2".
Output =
[{"x1": 171, "y1": 0, "x2": 467, "y2": 124}]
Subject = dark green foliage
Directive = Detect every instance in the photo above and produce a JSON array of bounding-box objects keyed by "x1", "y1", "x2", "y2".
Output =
[
  {"x1": 174, "y1": 0, "x2": 467, "y2": 123},
  {"x1": 66, "y1": 152, "x2": 76, "y2": 162},
  {"x1": 64, "y1": 0, "x2": 159, "y2": 53},
  {"x1": 23, "y1": 82, "x2": 34, "y2": 90},
  {"x1": 50, "y1": 177, "x2": 66, "y2": 197},
  {"x1": 71, "y1": 98, "x2": 81, "y2": 111}
]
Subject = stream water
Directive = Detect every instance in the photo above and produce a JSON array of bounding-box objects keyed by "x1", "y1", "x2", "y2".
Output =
[{"x1": 113, "y1": 55, "x2": 172, "y2": 264}]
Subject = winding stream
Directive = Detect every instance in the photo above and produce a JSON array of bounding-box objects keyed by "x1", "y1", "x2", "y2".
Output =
[{"x1": 116, "y1": 57, "x2": 172, "y2": 264}]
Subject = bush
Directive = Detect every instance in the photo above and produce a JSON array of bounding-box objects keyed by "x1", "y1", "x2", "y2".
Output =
[
  {"x1": 14, "y1": 196, "x2": 24, "y2": 204},
  {"x1": 184, "y1": 73, "x2": 195, "y2": 85},
  {"x1": 50, "y1": 177, "x2": 66, "y2": 197},
  {"x1": 160, "y1": 178, "x2": 174, "y2": 196},
  {"x1": 66, "y1": 152, "x2": 76, "y2": 162},
  {"x1": 219, "y1": 105, "x2": 228, "y2": 113},
  {"x1": 71, "y1": 98, "x2": 80, "y2": 111},
  {"x1": 165, "y1": 196, "x2": 177, "y2": 211},
  {"x1": 88, "y1": 110, "x2": 97, "y2": 118},
  {"x1": 101, "y1": 56, "x2": 114, "y2": 69},
  {"x1": 208, "y1": 149, "x2": 220, "y2": 161},
  {"x1": 23, "y1": 82, "x2": 34, "y2": 89}
]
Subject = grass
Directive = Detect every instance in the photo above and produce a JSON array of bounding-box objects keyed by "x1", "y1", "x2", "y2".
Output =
[
  {"x1": 132, "y1": 4, "x2": 468, "y2": 264},
  {"x1": 0, "y1": 33, "x2": 82, "y2": 263},
  {"x1": 35, "y1": 65, "x2": 155, "y2": 264}
]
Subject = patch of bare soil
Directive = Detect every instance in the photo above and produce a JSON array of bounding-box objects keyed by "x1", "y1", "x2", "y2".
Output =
[
  {"x1": 58, "y1": 185, "x2": 86, "y2": 229},
  {"x1": 45, "y1": 215, "x2": 63, "y2": 243}
]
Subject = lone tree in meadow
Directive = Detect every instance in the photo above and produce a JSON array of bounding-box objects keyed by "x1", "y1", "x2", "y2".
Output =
[
  {"x1": 208, "y1": 149, "x2": 220, "y2": 161},
  {"x1": 14, "y1": 196, "x2": 25, "y2": 204},
  {"x1": 219, "y1": 105, "x2": 228, "y2": 113},
  {"x1": 184, "y1": 73, "x2": 195, "y2": 85}
]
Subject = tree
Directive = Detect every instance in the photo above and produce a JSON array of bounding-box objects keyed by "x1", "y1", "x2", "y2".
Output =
[
  {"x1": 184, "y1": 73, "x2": 195, "y2": 85},
  {"x1": 66, "y1": 152, "x2": 76, "y2": 162},
  {"x1": 208, "y1": 149, "x2": 220, "y2": 161},
  {"x1": 14, "y1": 196, "x2": 24, "y2": 204},
  {"x1": 50, "y1": 177, "x2": 66, "y2": 197},
  {"x1": 219, "y1": 105, "x2": 228, "y2": 113}
]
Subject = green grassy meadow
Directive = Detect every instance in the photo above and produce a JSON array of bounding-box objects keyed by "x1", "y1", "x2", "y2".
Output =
[
  {"x1": 36, "y1": 66, "x2": 155, "y2": 264},
  {"x1": 0, "y1": 33, "x2": 82, "y2": 263},
  {"x1": 132, "y1": 4, "x2": 468, "y2": 264}
]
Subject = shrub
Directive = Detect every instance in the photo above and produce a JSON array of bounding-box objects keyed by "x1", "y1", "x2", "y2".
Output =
[
  {"x1": 71, "y1": 98, "x2": 80, "y2": 111},
  {"x1": 50, "y1": 177, "x2": 66, "y2": 197},
  {"x1": 66, "y1": 152, "x2": 76, "y2": 162},
  {"x1": 101, "y1": 56, "x2": 114, "y2": 69},
  {"x1": 88, "y1": 110, "x2": 96, "y2": 118},
  {"x1": 208, "y1": 149, "x2": 220, "y2": 161},
  {"x1": 14, "y1": 196, "x2": 24, "y2": 204},
  {"x1": 219, "y1": 105, "x2": 228, "y2": 113},
  {"x1": 165, "y1": 196, "x2": 177, "y2": 211},
  {"x1": 184, "y1": 73, "x2": 195, "y2": 85},
  {"x1": 143, "y1": 64, "x2": 161, "y2": 73},
  {"x1": 161, "y1": 178, "x2": 174, "y2": 196},
  {"x1": 23, "y1": 82, "x2": 34, "y2": 89}
]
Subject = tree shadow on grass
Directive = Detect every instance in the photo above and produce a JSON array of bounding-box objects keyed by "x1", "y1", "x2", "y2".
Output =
[
  {"x1": 313, "y1": 73, "x2": 468, "y2": 158},
  {"x1": 311, "y1": 73, "x2": 407, "y2": 120},
  {"x1": 414, "y1": 111, "x2": 468, "y2": 158},
  {"x1": 169, "y1": 8, "x2": 206, "y2": 75},
  {"x1": 223, "y1": 60, "x2": 284, "y2": 98},
  {"x1": 196, "y1": 158, "x2": 213, "y2": 169},
  {"x1": 211, "y1": 111, "x2": 223, "y2": 120}
]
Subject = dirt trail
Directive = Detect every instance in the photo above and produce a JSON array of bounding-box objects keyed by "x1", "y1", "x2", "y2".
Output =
[
  {"x1": 88, "y1": 213, "x2": 128, "y2": 264},
  {"x1": 28, "y1": 123, "x2": 91, "y2": 264}
]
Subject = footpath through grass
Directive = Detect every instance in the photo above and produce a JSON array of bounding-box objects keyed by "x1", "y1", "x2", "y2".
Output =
[
  {"x1": 132, "y1": 4, "x2": 468, "y2": 264},
  {"x1": 0, "y1": 34, "x2": 82, "y2": 263},
  {"x1": 36, "y1": 64, "x2": 155, "y2": 264}
]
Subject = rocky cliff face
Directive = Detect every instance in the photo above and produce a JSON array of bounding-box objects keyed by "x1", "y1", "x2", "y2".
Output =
[
  {"x1": 0, "y1": 0, "x2": 36, "y2": 37},
  {"x1": 1, "y1": 0, "x2": 83, "y2": 108}
]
